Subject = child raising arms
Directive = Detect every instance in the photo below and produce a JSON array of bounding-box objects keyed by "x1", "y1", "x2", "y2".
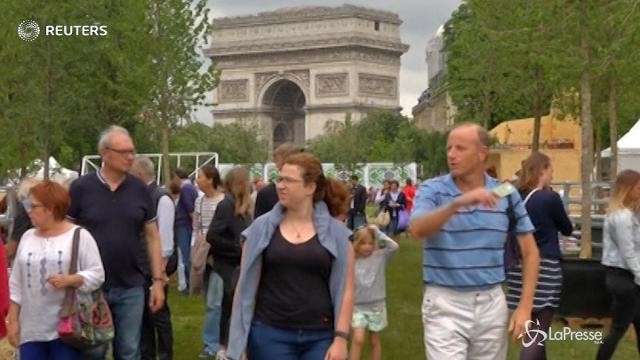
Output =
[{"x1": 350, "y1": 224, "x2": 399, "y2": 360}]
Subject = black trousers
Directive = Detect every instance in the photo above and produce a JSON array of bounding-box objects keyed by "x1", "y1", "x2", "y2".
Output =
[
  {"x1": 214, "y1": 261, "x2": 240, "y2": 348},
  {"x1": 596, "y1": 267, "x2": 640, "y2": 360},
  {"x1": 141, "y1": 279, "x2": 173, "y2": 360}
]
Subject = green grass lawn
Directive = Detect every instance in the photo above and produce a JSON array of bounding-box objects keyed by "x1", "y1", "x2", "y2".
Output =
[{"x1": 168, "y1": 236, "x2": 636, "y2": 359}]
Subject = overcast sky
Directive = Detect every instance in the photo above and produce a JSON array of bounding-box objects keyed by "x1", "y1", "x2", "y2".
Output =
[{"x1": 194, "y1": 0, "x2": 462, "y2": 124}]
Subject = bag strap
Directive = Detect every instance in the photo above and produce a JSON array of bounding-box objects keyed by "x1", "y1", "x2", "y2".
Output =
[
  {"x1": 506, "y1": 194, "x2": 516, "y2": 233},
  {"x1": 523, "y1": 188, "x2": 541, "y2": 205},
  {"x1": 60, "y1": 227, "x2": 81, "y2": 317},
  {"x1": 68, "y1": 227, "x2": 81, "y2": 275}
]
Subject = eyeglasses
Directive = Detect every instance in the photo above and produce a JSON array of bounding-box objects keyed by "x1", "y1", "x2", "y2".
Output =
[
  {"x1": 275, "y1": 176, "x2": 304, "y2": 185},
  {"x1": 106, "y1": 146, "x2": 137, "y2": 156},
  {"x1": 22, "y1": 198, "x2": 45, "y2": 212}
]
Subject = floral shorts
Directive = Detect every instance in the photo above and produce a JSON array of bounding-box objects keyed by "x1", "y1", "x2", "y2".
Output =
[{"x1": 351, "y1": 303, "x2": 388, "y2": 332}]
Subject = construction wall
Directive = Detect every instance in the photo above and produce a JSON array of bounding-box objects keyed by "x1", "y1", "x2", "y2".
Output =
[{"x1": 488, "y1": 148, "x2": 581, "y2": 182}]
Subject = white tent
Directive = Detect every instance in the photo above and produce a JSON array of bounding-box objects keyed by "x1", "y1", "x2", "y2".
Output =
[
  {"x1": 5, "y1": 157, "x2": 78, "y2": 186},
  {"x1": 602, "y1": 118, "x2": 640, "y2": 173}
]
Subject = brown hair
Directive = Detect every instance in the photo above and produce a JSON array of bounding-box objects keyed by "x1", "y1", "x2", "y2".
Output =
[
  {"x1": 29, "y1": 181, "x2": 70, "y2": 221},
  {"x1": 273, "y1": 142, "x2": 304, "y2": 160},
  {"x1": 225, "y1": 167, "x2": 252, "y2": 217},
  {"x1": 284, "y1": 153, "x2": 350, "y2": 218},
  {"x1": 200, "y1": 164, "x2": 221, "y2": 188},
  {"x1": 352, "y1": 226, "x2": 377, "y2": 258},
  {"x1": 609, "y1": 170, "x2": 640, "y2": 213},
  {"x1": 517, "y1": 152, "x2": 552, "y2": 192}
]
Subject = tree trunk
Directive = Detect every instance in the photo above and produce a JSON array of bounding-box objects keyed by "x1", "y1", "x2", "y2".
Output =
[
  {"x1": 43, "y1": 41, "x2": 53, "y2": 181},
  {"x1": 609, "y1": 76, "x2": 618, "y2": 180},
  {"x1": 594, "y1": 124, "x2": 602, "y2": 182},
  {"x1": 579, "y1": 2, "x2": 593, "y2": 259},
  {"x1": 161, "y1": 122, "x2": 171, "y2": 188},
  {"x1": 531, "y1": 66, "x2": 544, "y2": 153}
]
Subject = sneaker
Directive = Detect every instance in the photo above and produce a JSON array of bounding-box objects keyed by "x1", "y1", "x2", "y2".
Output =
[
  {"x1": 215, "y1": 350, "x2": 227, "y2": 360},
  {"x1": 198, "y1": 350, "x2": 215, "y2": 359}
]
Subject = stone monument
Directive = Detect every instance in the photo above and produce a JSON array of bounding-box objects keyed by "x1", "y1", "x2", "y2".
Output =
[{"x1": 205, "y1": 5, "x2": 409, "y2": 150}]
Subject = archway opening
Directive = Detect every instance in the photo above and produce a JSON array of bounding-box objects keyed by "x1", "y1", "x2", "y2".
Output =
[{"x1": 262, "y1": 80, "x2": 306, "y2": 151}]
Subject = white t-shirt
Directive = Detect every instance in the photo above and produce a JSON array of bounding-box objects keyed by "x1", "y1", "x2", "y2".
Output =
[{"x1": 9, "y1": 226, "x2": 104, "y2": 344}]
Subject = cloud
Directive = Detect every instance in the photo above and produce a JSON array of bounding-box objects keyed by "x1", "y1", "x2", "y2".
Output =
[{"x1": 197, "y1": 0, "x2": 461, "y2": 120}]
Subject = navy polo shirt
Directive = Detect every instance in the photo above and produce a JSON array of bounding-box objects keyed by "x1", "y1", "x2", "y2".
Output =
[{"x1": 67, "y1": 171, "x2": 156, "y2": 289}]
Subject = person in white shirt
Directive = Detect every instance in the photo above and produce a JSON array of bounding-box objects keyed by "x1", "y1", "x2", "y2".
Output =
[
  {"x1": 193, "y1": 164, "x2": 226, "y2": 359},
  {"x1": 7, "y1": 181, "x2": 104, "y2": 360},
  {"x1": 130, "y1": 156, "x2": 175, "y2": 360}
]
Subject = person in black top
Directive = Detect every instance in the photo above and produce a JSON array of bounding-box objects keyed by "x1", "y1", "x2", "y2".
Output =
[
  {"x1": 506, "y1": 152, "x2": 572, "y2": 360},
  {"x1": 347, "y1": 175, "x2": 367, "y2": 230},
  {"x1": 245, "y1": 152, "x2": 354, "y2": 360},
  {"x1": 254, "y1": 143, "x2": 303, "y2": 219},
  {"x1": 207, "y1": 167, "x2": 252, "y2": 359},
  {"x1": 68, "y1": 126, "x2": 165, "y2": 360}
]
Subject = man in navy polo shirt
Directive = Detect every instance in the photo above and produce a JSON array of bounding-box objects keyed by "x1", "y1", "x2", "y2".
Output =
[
  {"x1": 409, "y1": 123, "x2": 540, "y2": 360},
  {"x1": 68, "y1": 126, "x2": 165, "y2": 360}
]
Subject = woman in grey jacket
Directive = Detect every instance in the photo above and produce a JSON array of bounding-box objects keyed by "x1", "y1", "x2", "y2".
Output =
[
  {"x1": 597, "y1": 170, "x2": 640, "y2": 360},
  {"x1": 226, "y1": 153, "x2": 354, "y2": 360}
]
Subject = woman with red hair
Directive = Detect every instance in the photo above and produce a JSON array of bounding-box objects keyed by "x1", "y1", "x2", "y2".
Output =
[
  {"x1": 226, "y1": 153, "x2": 354, "y2": 360},
  {"x1": 6, "y1": 181, "x2": 104, "y2": 360}
]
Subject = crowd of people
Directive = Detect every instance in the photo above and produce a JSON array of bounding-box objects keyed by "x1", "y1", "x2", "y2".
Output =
[{"x1": 0, "y1": 122, "x2": 638, "y2": 360}]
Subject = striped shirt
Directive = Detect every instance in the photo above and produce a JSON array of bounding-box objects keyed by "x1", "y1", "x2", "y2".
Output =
[
  {"x1": 411, "y1": 174, "x2": 534, "y2": 289},
  {"x1": 194, "y1": 193, "x2": 225, "y2": 236}
]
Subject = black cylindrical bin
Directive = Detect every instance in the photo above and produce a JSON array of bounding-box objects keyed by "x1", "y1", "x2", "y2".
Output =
[{"x1": 557, "y1": 258, "x2": 611, "y2": 318}]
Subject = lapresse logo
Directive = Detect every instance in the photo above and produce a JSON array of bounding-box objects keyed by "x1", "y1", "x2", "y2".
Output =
[
  {"x1": 17, "y1": 19, "x2": 108, "y2": 41},
  {"x1": 518, "y1": 319, "x2": 603, "y2": 348}
]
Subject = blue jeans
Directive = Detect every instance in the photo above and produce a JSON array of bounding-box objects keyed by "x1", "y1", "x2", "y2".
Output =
[
  {"x1": 202, "y1": 270, "x2": 223, "y2": 354},
  {"x1": 84, "y1": 287, "x2": 145, "y2": 360},
  {"x1": 20, "y1": 338, "x2": 82, "y2": 360},
  {"x1": 247, "y1": 321, "x2": 333, "y2": 360},
  {"x1": 347, "y1": 213, "x2": 367, "y2": 231},
  {"x1": 176, "y1": 227, "x2": 192, "y2": 289}
]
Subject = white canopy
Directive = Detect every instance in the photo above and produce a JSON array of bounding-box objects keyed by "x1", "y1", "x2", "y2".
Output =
[
  {"x1": 5, "y1": 157, "x2": 78, "y2": 186},
  {"x1": 602, "y1": 118, "x2": 640, "y2": 157},
  {"x1": 601, "y1": 118, "x2": 640, "y2": 173}
]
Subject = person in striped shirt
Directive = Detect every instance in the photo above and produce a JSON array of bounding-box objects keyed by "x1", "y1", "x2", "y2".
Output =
[{"x1": 409, "y1": 123, "x2": 540, "y2": 360}]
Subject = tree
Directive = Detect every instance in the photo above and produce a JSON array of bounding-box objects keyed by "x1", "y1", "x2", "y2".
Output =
[
  {"x1": 444, "y1": 1, "x2": 533, "y2": 130},
  {"x1": 143, "y1": 0, "x2": 216, "y2": 186},
  {"x1": 0, "y1": 1, "x2": 159, "y2": 179},
  {"x1": 307, "y1": 111, "x2": 448, "y2": 177},
  {"x1": 170, "y1": 121, "x2": 268, "y2": 164}
]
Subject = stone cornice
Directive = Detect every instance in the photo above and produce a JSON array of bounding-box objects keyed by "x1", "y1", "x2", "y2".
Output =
[
  {"x1": 206, "y1": 35, "x2": 409, "y2": 58},
  {"x1": 214, "y1": 5, "x2": 402, "y2": 29},
  {"x1": 212, "y1": 103, "x2": 401, "y2": 117}
]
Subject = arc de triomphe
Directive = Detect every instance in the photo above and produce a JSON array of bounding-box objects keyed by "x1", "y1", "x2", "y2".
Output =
[{"x1": 205, "y1": 5, "x2": 409, "y2": 150}]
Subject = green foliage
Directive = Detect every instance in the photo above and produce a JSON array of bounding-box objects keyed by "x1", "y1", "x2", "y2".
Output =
[
  {"x1": 307, "y1": 111, "x2": 448, "y2": 177},
  {"x1": 170, "y1": 121, "x2": 269, "y2": 164},
  {"x1": 0, "y1": 1, "x2": 216, "y2": 180}
]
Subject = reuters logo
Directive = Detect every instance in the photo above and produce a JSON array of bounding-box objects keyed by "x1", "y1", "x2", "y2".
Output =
[{"x1": 18, "y1": 20, "x2": 40, "y2": 41}]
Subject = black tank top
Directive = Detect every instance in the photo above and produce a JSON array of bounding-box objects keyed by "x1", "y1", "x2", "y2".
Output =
[{"x1": 254, "y1": 226, "x2": 334, "y2": 329}]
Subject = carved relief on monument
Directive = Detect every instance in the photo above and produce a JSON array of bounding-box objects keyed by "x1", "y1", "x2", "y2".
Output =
[
  {"x1": 255, "y1": 70, "x2": 310, "y2": 99},
  {"x1": 358, "y1": 73, "x2": 396, "y2": 98},
  {"x1": 315, "y1": 73, "x2": 349, "y2": 97},
  {"x1": 255, "y1": 72, "x2": 278, "y2": 96},
  {"x1": 216, "y1": 48, "x2": 399, "y2": 70},
  {"x1": 290, "y1": 69, "x2": 310, "y2": 90},
  {"x1": 219, "y1": 79, "x2": 249, "y2": 102}
]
